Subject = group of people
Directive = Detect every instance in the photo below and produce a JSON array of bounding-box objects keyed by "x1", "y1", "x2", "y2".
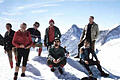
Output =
[{"x1": 0, "y1": 16, "x2": 109, "y2": 80}]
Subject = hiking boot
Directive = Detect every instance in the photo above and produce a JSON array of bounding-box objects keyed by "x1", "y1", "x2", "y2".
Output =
[
  {"x1": 101, "y1": 72, "x2": 109, "y2": 77},
  {"x1": 74, "y1": 55, "x2": 79, "y2": 58},
  {"x1": 51, "y1": 67, "x2": 55, "y2": 72},
  {"x1": 88, "y1": 71, "x2": 93, "y2": 77},
  {"x1": 14, "y1": 72, "x2": 18, "y2": 80},
  {"x1": 21, "y1": 73, "x2": 25, "y2": 77},
  {"x1": 58, "y1": 67, "x2": 63, "y2": 74}
]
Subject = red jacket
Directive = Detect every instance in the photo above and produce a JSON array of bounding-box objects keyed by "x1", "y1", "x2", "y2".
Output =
[
  {"x1": 49, "y1": 26, "x2": 55, "y2": 42},
  {"x1": 12, "y1": 30, "x2": 33, "y2": 48}
]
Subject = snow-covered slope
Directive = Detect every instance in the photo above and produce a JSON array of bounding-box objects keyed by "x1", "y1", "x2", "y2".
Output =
[
  {"x1": 0, "y1": 46, "x2": 120, "y2": 80},
  {"x1": 0, "y1": 37, "x2": 120, "y2": 80},
  {"x1": 98, "y1": 38, "x2": 120, "y2": 77},
  {"x1": 0, "y1": 24, "x2": 120, "y2": 80},
  {"x1": 101, "y1": 25, "x2": 120, "y2": 45}
]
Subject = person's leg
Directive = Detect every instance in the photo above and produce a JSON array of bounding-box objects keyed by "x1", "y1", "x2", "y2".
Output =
[
  {"x1": 13, "y1": 48, "x2": 18, "y2": 62},
  {"x1": 88, "y1": 60, "x2": 103, "y2": 72},
  {"x1": 83, "y1": 63, "x2": 92, "y2": 76},
  {"x1": 38, "y1": 47, "x2": 42, "y2": 56},
  {"x1": 47, "y1": 59, "x2": 56, "y2": 72},
  {"x1": 59, "y1": 58, "x2": 67, "y2": 68},
  {"x1": 47, "y1": 59, "x2": 54, "y2": 68},
  {"x1": 14, "y1": 48, "x2": 22, "y2": 79},
  {"x1": 80, "y1": 60, "x2": 93, "y2": 76},
  {"x1": 91, "y1": 41, "x2": 95, "y2": 50},
  {"x1": 88, "y1": 60, "x2": 109, "y2": 77},
  {"x1": 15, "y1": 49, "x2": 22, "y2": 72},
  {"x1": 74, "y1": 40, "x2": 85, "y2": 58},
  {"x1": 22, "y1": 49, "x2": 30, "y2": 75},
  {"x1": 7, "y1": 50, "x2": 13, "y2": 68},
  {"x1": 57, "y1": 58, "x2": 67, "y2": 74},
  {"x1": 90, "y1": 41, "x2": 95, "y2": 60}
]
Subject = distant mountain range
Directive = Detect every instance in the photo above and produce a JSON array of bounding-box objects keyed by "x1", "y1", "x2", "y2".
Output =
[{"x1": 61, "y1": 24, "x2": 120, "y2": 55}]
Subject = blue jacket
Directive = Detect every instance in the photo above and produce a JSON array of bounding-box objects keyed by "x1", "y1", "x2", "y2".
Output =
[{"x1": 80, "y1": 47, "x2": 98, "y2": 61}]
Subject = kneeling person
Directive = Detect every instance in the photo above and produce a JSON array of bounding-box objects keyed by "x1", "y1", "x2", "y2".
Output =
[
  {"x1": 47, "y1": 38, "x2": 69, "y2": 74},
  {"x1": 79, "y1": 40, "x2": 109, "y2": 77}
]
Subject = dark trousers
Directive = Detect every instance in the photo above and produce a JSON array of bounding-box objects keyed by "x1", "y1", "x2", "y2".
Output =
[
  {"x1": 6, "y1": 48, "x2": 17, "y2": 63},
  {"x1": 16, "y1": 48, "x2": 30, "y2": 67},
  {"x1": 47, "y1": 42, "x2": 54, "y2": 50},
  {"x1": 77, "y1": 39, "x2": 95, "y2": 57},
  {"x1": 80, "y1": 59, "x2": 103, "y2": 74},
  {"x1": 47, "y1": 58, "x2": 67, "y2": 68}
]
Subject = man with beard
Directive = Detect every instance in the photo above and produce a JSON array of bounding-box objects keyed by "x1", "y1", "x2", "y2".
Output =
[{"x1": 47, "y1": 38, "x2": 69, "y2": 74}]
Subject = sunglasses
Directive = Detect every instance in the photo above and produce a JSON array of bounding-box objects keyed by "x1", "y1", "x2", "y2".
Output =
[{"x1": 54, "y1": 40, "x2": 60, "y2": 42}]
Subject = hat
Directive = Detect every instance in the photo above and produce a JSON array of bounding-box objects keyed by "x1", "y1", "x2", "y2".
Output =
[
  {"x1": 54, "y1": 37, "x2": 60, "y2": 42},
  {"x1": 34, "y1": 22, "x2": 40, "y2": 27},
  {"x1": 49, "y1": 19, "x2": 55, "y2": 24}
]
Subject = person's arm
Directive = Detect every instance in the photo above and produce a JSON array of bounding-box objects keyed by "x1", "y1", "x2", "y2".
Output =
[
  {"x1": 37, "y1": 32, "x2": 41, "y2": 44},
  {"x1": 57, "y1": 27, "x2": 61, "y2": 38},
  {"x1": 47, "y1": 49, "x2": 55, "y2": 61},
  {"x1": 80, "y1": 48, "x2": 85, "y2": 59},
  {"x1": 64, "y1": 46, "x2": 69, "y2": 57},
  {"x1": 80, "y1": 26, "x2": 86, "y2": 42},
  {"x1": 26, "y1": 32, "x2": 33, "y2": 49},
  {"x1": 12, "y1": 32, "x2": 20, "y2": 48},
  {"x1": 44, "y1": 29, "x2": 47, "y2": 46},
  {"x1": 95, "y1": 24, "x2": 99, "y2": 40}
]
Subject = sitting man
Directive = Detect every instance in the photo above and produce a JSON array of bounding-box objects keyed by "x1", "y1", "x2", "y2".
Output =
[
  {"x1": 47, "y1": 38, "x2": 69, "y2": 74},
  {"x1": 79, "y1": 40, "x2": 109, "y2": 77}
]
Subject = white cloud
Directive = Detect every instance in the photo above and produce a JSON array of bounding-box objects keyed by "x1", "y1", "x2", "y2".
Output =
[
  {"x1": 2, "y1": 12, "x2": 22, "y2": 16},
  {"x1": 31, "y1": 10, "x2": 48, "y2": 14},
  {"x1": 15, "y1": 3, "x2": 60, "y2": 11},
  {"x1": 0, "y1": 0, "x2": 4, "y2": 3}
]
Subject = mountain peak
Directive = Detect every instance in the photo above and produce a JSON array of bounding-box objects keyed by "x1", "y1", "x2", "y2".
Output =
[{"x1": 71, "y1": 24, "x2": 79, "y2": 29}]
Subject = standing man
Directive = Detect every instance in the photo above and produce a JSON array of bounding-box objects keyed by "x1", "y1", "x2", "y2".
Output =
[
  {"x1": 44, "y1": 19, "x2": 61, "y2": 50},
  {"x1": 27, "y1": 22, "x2": 42, "y2": 56},
  {"x1": 4, "y1": 23, "x2": 17, "y2": 69},
  {"x1": 75, "y1": 16, "x2": 99, "y2": 58}
]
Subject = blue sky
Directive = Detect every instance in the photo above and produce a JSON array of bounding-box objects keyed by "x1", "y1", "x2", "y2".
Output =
[{"x1": 0, "y1": 0, "x2": 120, "y2": 38}]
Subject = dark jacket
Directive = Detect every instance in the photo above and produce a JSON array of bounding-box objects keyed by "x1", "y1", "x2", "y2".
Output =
[
  {"x1": 0, "y1": 34, "x2": 4, "y2": 46},
  {"x1": 27, "y1": 28, "x2": 41, "y2": 43},
  {"x1": 4, "y1": 29, "x2": 15, "y2": 51},
  {"x1": 12, "y1": 30, "x2": 33, "y2": 48},
  {"x1": 80, "y1": 47, "x2": 98, "y2": 61},
  {"x1": 44, "y1": 26, "x2": 61, "y2": 46},
  {"x1": 48, "y1": 46, "x2": 67, "y2": 61}
]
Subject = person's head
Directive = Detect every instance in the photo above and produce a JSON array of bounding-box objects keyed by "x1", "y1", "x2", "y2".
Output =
[
  {"x1": 49, "y1": 19, "x2": 55, "y2": 26},
  {"x1": 54, "y1": 38, "x2": 61, "y2": 47},
  {"x1": 6, "y1": 23, "x2": 12, "y2": 31},
  {"x1": 33, "y1": 22, "x2": 40, "y2": 29},
  {"x1": 84, "y1": 40, "x2": 90, "y2": 48},
  {"x1": 89, "y1": 16, "x2": 94, "y2": 23},
  {"x1": 20, "y1": 23, "x2": 27, "y2": 30}
]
